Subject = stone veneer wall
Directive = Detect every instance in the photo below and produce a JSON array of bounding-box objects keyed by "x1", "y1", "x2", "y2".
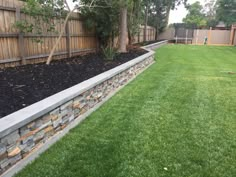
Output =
[
  {"x1": 0, "y1": 51, "x2": 156, "y2": 176},
  {"x1": 143, "y1": 40, "x2": 168, "y2": 50}
]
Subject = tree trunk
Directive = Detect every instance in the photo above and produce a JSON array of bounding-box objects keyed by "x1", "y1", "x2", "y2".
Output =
[
  {"x1": 118, "y1": 7, "x2": 127, "y2": 53},
  {"x1": 155, "y1": 25, "x2": 159, "y2": 40},
  {"x1": 46, "y1": 9, "x2": 74, "y2": 65},
  {"x1": 144, "y1": 5, "x2": 148, "y2": 42},
  {"x1": 128, "y1": 28, "x2": 132, "y2": 45}
]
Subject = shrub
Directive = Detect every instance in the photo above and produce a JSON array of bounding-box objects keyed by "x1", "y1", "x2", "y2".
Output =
[{"x1": 102, "y1": 46, "x2": 117, "y2": 61}]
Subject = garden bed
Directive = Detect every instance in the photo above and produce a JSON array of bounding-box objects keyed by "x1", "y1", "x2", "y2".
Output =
[{"x1": 0, "y1": 48, "x2": 147, "y2": 118}]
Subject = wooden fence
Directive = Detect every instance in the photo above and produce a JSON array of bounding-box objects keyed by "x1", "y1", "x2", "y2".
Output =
[
  {"x1": 0, "y1": 0, "x2": 97, "y2": 68},
  {"x1": 0, "y1": 0, "x2": 157, "y2": 68},
  {"x1": 158, "y1": 27, "x2": 236, "y2": 46},
  {"x1": 133, "y1": 26, "x2": 156, "y2": 43}
]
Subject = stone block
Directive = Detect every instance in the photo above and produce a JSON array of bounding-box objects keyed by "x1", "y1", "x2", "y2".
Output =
[
  {"x1": 68, "y1": 114, "x2": 75, "y2": 122},
  {"x1": 74, "y1": 109, "x2": 80, "y2": 117},
  {"x1": 38, "y1": 120, "x2": 52, "y2": 132},
  {"x1": 8, "y1": 147, "x2": 21, "y2": 157},
  {"x1": 33, "y1": 130, "x2": 45, "y2": 144},
  {"x1": 42, "y1": 115, "x2": 51, "y2": 124},
  {"x1": 44, "y1": 126, "x2": 54, "y2": 138},
  {"x1": 35, "y1": 119, "x2": 43, "y2": 129},
  {"x1": 60, "y1": 109, "x2": 72, "y2": 119},
  {"x1": 52, "y1": 117, "x2": 62, "y2": 128},
  {"x1": 0, "y1": 153, "x2": 7, "y2": 162},
  {"x1": 21, "y1": 139, "x2": 35, "y2": 154},
  {"x1": 27, "y1": 122, "x2": 35, "y2": 130},
  {"x1": 60, "y1": 101, "x2": 73, "y2": 111},
  {"x1": 9, "y1": 154, "x2": 22, "y2": 165},
  {"x1": 1, "y1": 131, "x2": 20, "y2": 146},
  {"x1": 50, "y1": 108, "x2": 60, "y2": 116},
  {"x1": 19, "y1": 126, "x2": 30, "y2": 136},
  {"x1": 18, "y1": 129, "x2": 38, "y2": 144},
  {"x1": 0, "y1": 144, "x2": 6, "y2": 156},
  {"x1": 0, "y1": 158, "x2": 10, "y2": 169}
]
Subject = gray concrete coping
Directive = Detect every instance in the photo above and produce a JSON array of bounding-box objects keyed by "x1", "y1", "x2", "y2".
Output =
[
  {"x1": 142, "y1": 40, "x2": 168, "y2": 50},
  {"x1": 0, "y1": 50, "x2": 155, "y2": 139}
]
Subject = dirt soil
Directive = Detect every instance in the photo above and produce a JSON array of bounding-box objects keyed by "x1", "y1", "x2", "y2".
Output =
[{"x1": 0, "y1": 48, "x2": 147, "y2": 118}]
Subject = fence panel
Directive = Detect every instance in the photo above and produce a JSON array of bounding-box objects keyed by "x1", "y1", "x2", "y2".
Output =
[
  {"x1": 133, "y1": 26, "x2": 156, "y2": 44},
  {"x1": 0, "y1": 0, "x2": 97, "y2": 68}
]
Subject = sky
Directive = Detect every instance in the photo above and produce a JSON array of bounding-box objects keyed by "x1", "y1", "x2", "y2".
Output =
[{"x1": 169, "y1": 0, "x2": 205, "y2": 24}]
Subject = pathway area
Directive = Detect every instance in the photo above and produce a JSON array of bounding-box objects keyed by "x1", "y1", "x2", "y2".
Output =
[{"x1": 16, "y1": 45, "x2": 236, "y2": 177}]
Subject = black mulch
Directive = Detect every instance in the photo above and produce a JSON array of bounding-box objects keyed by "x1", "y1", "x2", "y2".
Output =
[{"x1": 0, "y1": 48, "x2": 148, "y2": 118}]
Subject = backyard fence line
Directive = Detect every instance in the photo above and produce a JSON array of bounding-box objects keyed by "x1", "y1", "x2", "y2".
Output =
[
  {"x1": 0, "y1": 0, "x2": 156, "y2": 68},
  {"x1": 133, "y1": 26, "x2": 156, "y2": 44},
  {"x1": 158, "y1": 27, "x2": 236, "y2": 46},
  {"x1": 0, "y1": 0, "x2": 98, "y2": 68}
]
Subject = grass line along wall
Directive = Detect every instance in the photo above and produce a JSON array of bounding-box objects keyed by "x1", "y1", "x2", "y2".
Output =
[{"x1": 0, "y1": 41, "x2": 170, "y2": 176}]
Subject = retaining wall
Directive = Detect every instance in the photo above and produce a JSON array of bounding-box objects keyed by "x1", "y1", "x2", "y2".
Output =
[
  {"x1": 143, "y1": 40, "x2": 168, "y2": 50},
  {"x1": 0, "y1": 41, "x2": 167, "y2": 177}
]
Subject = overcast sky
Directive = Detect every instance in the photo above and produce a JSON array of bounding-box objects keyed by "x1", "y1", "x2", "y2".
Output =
[
  {"x1": 67, "y1": 0, "x2": 206, "y2": 24},
  {"x1": 169, "y1": 0, "x2": 205, "y2": 24}
]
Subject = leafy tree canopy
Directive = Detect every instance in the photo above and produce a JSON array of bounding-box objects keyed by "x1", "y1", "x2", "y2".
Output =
[
  {"x1": 215, "y1": 0, "x2": 236, "y2": 27},
  {"x1": 183, "y1": 1, "x2": 207, "y2": 27}
]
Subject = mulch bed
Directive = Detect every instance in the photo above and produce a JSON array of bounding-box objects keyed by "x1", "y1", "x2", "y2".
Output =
[{"x1": 0, "y1": 48, "x2": 147, "y2": 118}]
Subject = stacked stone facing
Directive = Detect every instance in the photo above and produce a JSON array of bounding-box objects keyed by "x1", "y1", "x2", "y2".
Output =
[{"x1": 0, "y1": 54, "x2": 155, "y2": 175}]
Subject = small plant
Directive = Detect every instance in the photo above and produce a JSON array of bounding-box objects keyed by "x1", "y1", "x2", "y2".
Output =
[{"x1": 102, "y1": 46, "x2": 117, "y2": 61}]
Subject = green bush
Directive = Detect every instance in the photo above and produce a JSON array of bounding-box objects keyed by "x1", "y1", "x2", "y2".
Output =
[{"x1": 102, "y1": 46, "x2": 117, "y2": 61}]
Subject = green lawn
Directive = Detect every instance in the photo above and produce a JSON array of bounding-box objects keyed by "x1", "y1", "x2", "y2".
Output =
[{"x1": 16, "y1": 45, "x2": 236, "y2": 177}]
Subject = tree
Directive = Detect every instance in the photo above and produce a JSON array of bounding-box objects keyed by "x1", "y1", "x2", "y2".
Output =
[
  {"x1": 183, "y1": 1, "x2": 207, "y2": 27},
  {"x1": 215, "y1": 0, "x2": 236, "y2": 27},
  {"x1": 147, "y1": 0, "x2": 188, "y2": 40},
  {"x1": 82, "y1": 0, "x2": 142, "y2": 52},
  {"x1": 81, "y1": 0, "x2": 119, "y2": 47},
  {"x1": 127, "y1": 0, "x2": 143, "y2": 44},
  {"x1": 18, "y1": 0, "x2": 110, "y2": 64},
  {"x1": 204, "y1": 0, "x2": 217, "y2": 27}
]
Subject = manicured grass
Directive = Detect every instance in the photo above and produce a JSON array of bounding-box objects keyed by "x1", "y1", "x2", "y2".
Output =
[{"x1": 16, "y1": 45, "x2": 236, "y2": 177}]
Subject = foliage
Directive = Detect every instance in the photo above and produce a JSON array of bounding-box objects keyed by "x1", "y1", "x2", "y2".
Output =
[
  {"x1": 80, "y1": 0, "x2": 143, "y2": 47},
  {"x1": 183, "y1": 0, "x2": 236, "y2": 28},
  {"x1": 102, "y1": 46, "x2": 117, "y2": 61},
  {"x1": 204, "y1": 0, "x2": 218, "y2": 27},
  {"x1": 80, "y1": 0, "x2": 119, "y2": 47},
  {"x1": 17, "y1": 0, "x2": 66, "y2": 35},
  {"x1": 147, "y1": 0, "x2": 187, "y2": 37},
  {"x1": 127, "y1": 0, "x2": 143, "y2": 44},
  {"x1": 215, "y1": 0, "x2": 236, "y2": 27},
  {"x1": 183, "y1": 1, "x2": 207, "y2": 27}
]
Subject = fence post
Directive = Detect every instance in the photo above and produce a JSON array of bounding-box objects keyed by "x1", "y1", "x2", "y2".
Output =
[
  {"x1": 16, "y1": 7, "x2": 26, "y2": 65},
  {"x1": 185, "y1": 29, "x2": 188, "y2": 44},
  {"x1": 229, "y1": 25, "x2": 235, "y2": 45},
  {"x1": 208, "y1": 27, "x2": 212, "y2": 45},
  {"x1": 65, "y1": 21, "x2": 71, "y2": 58}
]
